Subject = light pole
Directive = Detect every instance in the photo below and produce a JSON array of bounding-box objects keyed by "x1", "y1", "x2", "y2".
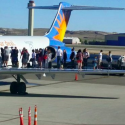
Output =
[{"x1": 28, "y1": 0, "x2": 35, "y2": 36}]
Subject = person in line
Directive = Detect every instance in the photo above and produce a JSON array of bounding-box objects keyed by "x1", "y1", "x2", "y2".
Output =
[
  {"x1": 4, "y1": 46, "x2": 10, "y2": 67},
  {"x1": 38, "y1": 48, "x2": 43, "y2": 68},
  {"x1": 22, "y1": 49, "x2": 29, "y2": 68},
  {"x1": 0, "y1": 47, "x2": 2, "y2": 67},
  {"x1": 43, "y1": 48, "x2": 48, "y2": 68},
  {"x1": 31, "y1": 49, "x2": 36, "y2": 68},
  {"x1": 10, "y1": 47, "x2": 13, "y2": 65},
  {"x1": 98, "y1": 50, "x2": 103, "y2": 69},
  {"x1": 47, "y1": 49, "x2": 52, "y2": 69},
  {"x1": 1, "y1": 47, "x2": 4, "y2": 66},
  {"x1": 76, "y1": 49, "x2": 83, "y2": 69},
  {"x1": 44, "y1": 48, "x2": 48, "y2": 68},
  {"x1": 63, "y1": 49, "x2": 67, "y2": 68},
  {"x1": 93, "y1": 56, "x2": 98, "y2": 70},
  {"x1": 83, "y1": 48, "x2": 89, "y2": 69},
  {"x1": 11, "y1": 47, "x2": 18, "y2": 67},
  {"x1": 70, "y1": 48, "x2": 75, "y2": 69},
  {"x1": 107, "y1": 51, "x2": 112, "y2": 69},
  {"x1": 21, "y1": 47, "x2": 26, "y2": 67},
  {"x1": 35, "y1": 49, "x2": 39, "y2": 68},
  {"x1": 118, "y1": 55, "x2": 125, "y2": 70},
  {"x1": 57, "y1": 46, "x2": 63, "y2": 69}
]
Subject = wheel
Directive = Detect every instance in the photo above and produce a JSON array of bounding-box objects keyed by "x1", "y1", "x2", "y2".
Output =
[
  {"x1": 119, "y1": 73, "x2": 124, "y2": 76},
  {"x1": 18, "y1": 82, "x2": 26, "y2": 95},
  {"x1": 10, "y1": 82, "x2": 18, "y2": 94}
]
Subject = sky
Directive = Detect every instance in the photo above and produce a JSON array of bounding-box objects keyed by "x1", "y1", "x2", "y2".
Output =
[{"x1": 0, "y1": 0, "x2": 125, "y2": 33}]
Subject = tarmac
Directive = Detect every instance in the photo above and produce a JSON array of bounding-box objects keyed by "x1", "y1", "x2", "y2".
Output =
[
  {"x1": 0, "y1": 73, "x2": 125, "y2": 125},
  {"x1": 66, "y1": 44, "x2": 125, "y2": 55}
]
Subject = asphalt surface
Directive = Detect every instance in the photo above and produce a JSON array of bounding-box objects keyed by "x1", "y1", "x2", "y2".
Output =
[{"x1": 0, "y1": 74, "x2": 125, "y2": 125}]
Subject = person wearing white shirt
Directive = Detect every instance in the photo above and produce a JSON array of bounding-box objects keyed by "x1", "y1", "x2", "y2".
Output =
[
  {"x1": 98, "y1": 50, "x2": 103, "y2": 69},
  {"x1": 57, "y1": 46, "x2": 63, "y2": 68},
  {"x1": 32, "y1": 49, "x2": 36, "y2": 68},
  {"x1": 47, "y1": 49, "x2": 52, "y2": 69}
]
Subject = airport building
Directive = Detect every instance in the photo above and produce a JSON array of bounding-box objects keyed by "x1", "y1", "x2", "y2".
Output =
[
  {"x1": 63, "y1": 37, "x2": 81, "y2": 44},
  {"x1": 105, "y1": 33, "x2": 125, "y2": 46}
]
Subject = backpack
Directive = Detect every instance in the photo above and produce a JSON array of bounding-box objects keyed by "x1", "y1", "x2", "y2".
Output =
[{"x1": 106, "y1": 55, "x2": 112, "y2": 62}]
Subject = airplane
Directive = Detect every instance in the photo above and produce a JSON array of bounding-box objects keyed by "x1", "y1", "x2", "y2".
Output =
[{"x1": 0, "y1": 2, "x2": 125, "y2": 95}]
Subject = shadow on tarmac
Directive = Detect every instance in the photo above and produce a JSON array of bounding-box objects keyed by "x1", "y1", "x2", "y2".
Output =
[{"x1": 0, "y1": 91, "x2": 119, "y2": 99}]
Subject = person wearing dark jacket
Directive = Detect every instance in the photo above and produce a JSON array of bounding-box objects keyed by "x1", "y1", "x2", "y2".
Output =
[
  {"x1": 63, "y1": 49, "x2": 67, "y2": 68},
  {"x1": 1, "y1": 47, "x2": 4, "y2": 66},
  {"x1": 11, "y1": 47, "x2": 18, "y2": 67},
  {"x1": 70, "y1": 48, "x2": 75, "y2": 69}
]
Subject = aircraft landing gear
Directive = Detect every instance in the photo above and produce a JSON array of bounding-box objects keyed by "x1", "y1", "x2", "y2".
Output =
[
  {"x1": 10, "y1": 82, "x2": 18, "y2": 94},
  {"x1": 10, "y1": 75, "x2": 27, "y2": 95}
]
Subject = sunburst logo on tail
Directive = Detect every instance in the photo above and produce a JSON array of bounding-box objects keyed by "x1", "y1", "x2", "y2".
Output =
[{"x1": 53, "y1": 11, "x2": 70, "y2": 42}]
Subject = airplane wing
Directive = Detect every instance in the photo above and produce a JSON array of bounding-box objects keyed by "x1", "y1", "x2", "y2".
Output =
[
  {"x1": 0, "y1": 68, "x2": 125, "y2": 75},
  {"x1": 29, "y1": 5, "x2": 125, "y2": 11},
  {"x1": 1, "y1": 68, "x2": 124, "y2": 95}
]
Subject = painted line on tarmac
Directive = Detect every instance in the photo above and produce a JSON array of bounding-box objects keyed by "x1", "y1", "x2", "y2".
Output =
[{"x1": 0, "y1": 117, "x2": 19, "y2": 123}]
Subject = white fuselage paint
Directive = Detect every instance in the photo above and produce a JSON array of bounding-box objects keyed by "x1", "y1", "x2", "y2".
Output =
[{"x1": 0, "y1": 36, "x2": 50, "y2": 67}]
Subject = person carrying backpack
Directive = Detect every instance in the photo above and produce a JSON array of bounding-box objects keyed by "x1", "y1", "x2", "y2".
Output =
[
  {"x1": 70, "y1": 48, "x2": 75, "y2": 69},
  {"x1": 12, "y1": 47, "x2": 18, "y2": 67}
]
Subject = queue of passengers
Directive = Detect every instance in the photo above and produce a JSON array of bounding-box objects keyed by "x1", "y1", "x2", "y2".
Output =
[
  {"x1": 0, "y1": 46, "x2": 116, "y2": 70},
  {"x1": 0, "y1": 46, "x2": 53, "y2": 68},
  {"x1": 75, "y1": 48, "x2": 113, "y2": 70}
]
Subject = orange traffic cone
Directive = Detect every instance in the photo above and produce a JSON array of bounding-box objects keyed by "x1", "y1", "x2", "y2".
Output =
[
  {"x1": 34, "y1": 105, "x2": 37, "y2": 125},
  {"x1": 19, "y1": 108, "x2": 24, "y2": 125},
  {"x1": 75, "y1": 73, "x2": 78, "y2": 81},
  {"x1": 28, "y1": 107, "x2": 31, "y2": 125}
]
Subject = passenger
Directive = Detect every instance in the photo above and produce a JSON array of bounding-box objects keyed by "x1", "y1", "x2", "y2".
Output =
[
  {"x1": 118, "y1": 55, "x2": 125, "y2": 70},
  {"x1": 31, "y1": 49, "x2": 36, "y2": 68},
  {"x1": 35, "y1": 49, "x2": 39, "y2": 67},
  {"x1": 76, "y1": 49, "x2": 83, "y2": 69},
  {"x1": 21, "y1": 47, "x2": 26, "y2": 67},
  {"x1": 83, "y1": 48, "x2": 89, "y2": 69},
  {"x1": 10, "y1": 47, "x2": 13, "y2": 65},
  {"x1": 47, "y1": 49, "x2": 52, "y2": 69},
  {"x1": 98, "y1": 50, "x2": 103, "y2": 69},
  {"x1": 107, "y1": 51, "x2": 112, "y2": 69},
  {"x1": 38, "y1": 48, "x2": 43, "y2": 68},
  {"x1": 0, "y1": 47, "x2": 2, "y2": 67},
  {"x1": 12, "y1": 47, "x2": 18, "y2": 67},
  {"x1": 44, "y1": 48, "x2": 48, "y2": 68},
  {"x1": 57, "y1": 46, "x2": 63, "y2": 69},
  {"x1": 22, "y1": 49, "x2": 29, "y2": 68},
  {"x1": 4, "y1": 46, "x2": 10, "y2": 67},
  {"x1": 70, "y1": 48, "x2": 75, "y2": 69},
  {"x1": 93, "y1": 56, "x2": 98, "y2": 70},
  {"x1": 63, "y1": 49, "x2": 67, "y2": 68},
  {"x1": 21, "y1": 47, "x2": 26, "y2": 55},
  {"x1": 1, "y1": 47, "x2": 4, "y2": 66}
]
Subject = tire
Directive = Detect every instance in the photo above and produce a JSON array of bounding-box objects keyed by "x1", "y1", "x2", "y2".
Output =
[
  {"x1": 18, "y1": 82, "x2": 26, "y2": 95},
  {"x1": 10, "y1": 82, "x2": 18, "y2": 94},
  {"x1": 119, "y1": 73, "x2": 124, "y2": 76}
]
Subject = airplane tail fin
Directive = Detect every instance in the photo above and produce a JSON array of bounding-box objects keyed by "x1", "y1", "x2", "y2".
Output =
[
  {"x1": 29, "y1": 2, "x2": 125, "y2": 42},
  {"x1": 45, "y1": 2, "x2": 71, "y2": 42}
]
